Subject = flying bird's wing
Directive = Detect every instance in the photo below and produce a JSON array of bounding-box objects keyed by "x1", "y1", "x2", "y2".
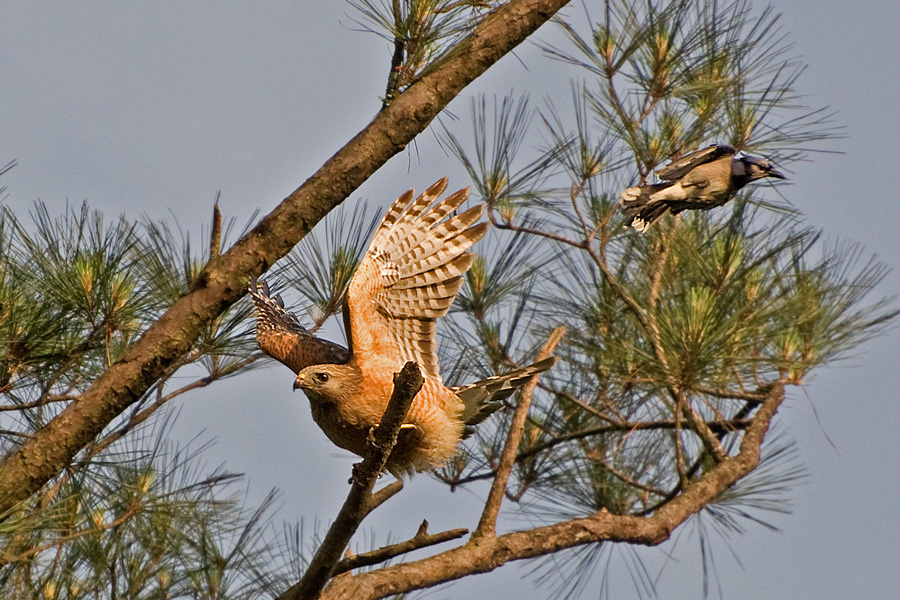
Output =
[
  {"x1": 656, "y1": 144, "x2": 735, "y2": 181},
  {"x1": 249, "y1": 278, "x2": 349, "y2": 373},
  {"x1": 344, "y1": 178, "x2": 488, "y2": 382}
]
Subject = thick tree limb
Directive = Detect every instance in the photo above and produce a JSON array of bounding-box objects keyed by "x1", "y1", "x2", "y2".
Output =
[
  {"x1": 320, "y1": 384, "x2": 784, "y2": 600},
  {"x1": 0, "y1": 0, "x2": 571, "y2": 514},
  {"x1": 278, "y1": 362, "x2": 423, "y2": 600}
]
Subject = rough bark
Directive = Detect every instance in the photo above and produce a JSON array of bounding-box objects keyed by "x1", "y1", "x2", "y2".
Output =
[
  {"x1": 0, "y1": 0, "x2": 572, "y2": 514},
  {"x1": 320, "y1": 385, "x2": 784, "y2": 600},
  {"x1": 280, "y1": 362, "x2": 423, "y2": 600}
]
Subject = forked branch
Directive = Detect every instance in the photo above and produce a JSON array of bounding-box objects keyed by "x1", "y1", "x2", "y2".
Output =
[
  {"x1": 332, "y1": 520, "x2": 469, "y2": 576},
  {"x1": 319, "y1": 384, "x2": 785, "y2": 599},
  {"x1": 278, "y1": 362, "x2": 423, "y2": 600}
]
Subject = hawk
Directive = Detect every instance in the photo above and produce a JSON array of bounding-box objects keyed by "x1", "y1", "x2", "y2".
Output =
[
  {"x1": 620, "y1": 144, "x2": 785, "y2": 232},
  {"x1": 249, "y1": 178, "x2": 556, "y2": 476}
]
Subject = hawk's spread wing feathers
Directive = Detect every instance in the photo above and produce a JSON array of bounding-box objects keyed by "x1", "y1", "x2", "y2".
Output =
[
  {"x1": 656, "y1": 144, "x2": 735, "y2": 181},
  {"x1": 249, "y1": 279, "x2": 349, "y2": 373},
  {"x1": 347, "y1": 178, "x2": 487, "y2": 381}
]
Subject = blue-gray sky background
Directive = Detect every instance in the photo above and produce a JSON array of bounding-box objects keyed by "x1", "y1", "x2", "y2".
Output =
[{"x1": 1, "y1": 2, "x2": 898, "y2": 598}]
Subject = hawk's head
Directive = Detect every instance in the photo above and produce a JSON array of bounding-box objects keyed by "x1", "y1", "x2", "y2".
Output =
[{"x1": 293, "y1": 363, "x2": 362, "y2": 404}]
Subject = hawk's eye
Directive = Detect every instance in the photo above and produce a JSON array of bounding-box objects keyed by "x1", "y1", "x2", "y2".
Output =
[{"x1": 315, "y1": 372, "x2": 329, "y2": 383}]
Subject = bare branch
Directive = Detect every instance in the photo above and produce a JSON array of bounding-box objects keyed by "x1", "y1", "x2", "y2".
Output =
[
  {"x1": 475, "y1": 326, "x2": 565, "y2": 538},
  {"x1": 332, "y1": 520, "x2": 469, "y2": 576},
  {"x1": 278, "y1": 362, "x2": 423, "y2": 600}
]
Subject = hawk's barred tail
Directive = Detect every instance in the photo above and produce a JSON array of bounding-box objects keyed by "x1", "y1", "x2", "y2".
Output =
[{"x1": 454, "y1": 356, "x2": 558, "y2": 437}]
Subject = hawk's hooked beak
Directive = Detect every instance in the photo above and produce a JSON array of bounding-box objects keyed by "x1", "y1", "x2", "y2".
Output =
[{"x1": 293, "y1": 372, "x2": 305, "y2": 391}]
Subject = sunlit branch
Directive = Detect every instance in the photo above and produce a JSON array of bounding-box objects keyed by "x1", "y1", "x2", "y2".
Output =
[
  {"x1": 320, "y1": 385, "x2": 785, "y2": 599},
  {"x1": 475, "y1": 326, "x2": 564, "y2": 538},
  {"x1": 278, "y1": 362, "x2": 422, "y2": 600},
  {"x1": 332, "y1": 520, "x2": 469, "y2": 575}
]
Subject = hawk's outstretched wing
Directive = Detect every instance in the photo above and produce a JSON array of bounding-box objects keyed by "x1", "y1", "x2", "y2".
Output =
[
  {"x1": 249, "y1": 279, "x2": 349, "y2": 374},
  {"x1": 344, "y1": 177, "x2": 488, "y2": 382},
  {"x1": 656, "y1": 144, "x2": 735, "y2": 181}
]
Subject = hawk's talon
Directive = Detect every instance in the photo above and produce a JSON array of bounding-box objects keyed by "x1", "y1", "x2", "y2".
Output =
[{"x1": 368, "y1": 423, "x2": 416, "y2": 446}]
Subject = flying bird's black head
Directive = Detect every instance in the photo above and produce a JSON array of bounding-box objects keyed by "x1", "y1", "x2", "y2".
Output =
[{"x1": 735, "y1": 155, "x2": 786, "y2": 183}]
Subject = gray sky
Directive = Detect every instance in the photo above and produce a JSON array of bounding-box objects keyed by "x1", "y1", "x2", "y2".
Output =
[{"x1": 1, "y1": 2, "x2": 898, "y2": 598}]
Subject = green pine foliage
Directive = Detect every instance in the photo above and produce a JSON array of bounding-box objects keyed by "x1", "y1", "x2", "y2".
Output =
[
  {"x1": 433, "y1": 0, "x2": 894, "y2": 595},
  {"x1": 0, "y1": 1, "x2": 896, "y2": 598}
]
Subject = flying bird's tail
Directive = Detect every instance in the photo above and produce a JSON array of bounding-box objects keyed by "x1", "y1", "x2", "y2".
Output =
[
  {"x1": 453, "y1": 356, "x2": 558, "y2": 438},
  {"x1": 619, "y1": 182, "x2": 675, "y2": 233}
]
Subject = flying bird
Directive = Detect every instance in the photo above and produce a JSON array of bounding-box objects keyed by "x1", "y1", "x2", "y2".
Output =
[
  {"x1": 620, "y1": 144, "x2": 785, "y2": 232},
  {"x1": 249, "y1": 178, "x2": 557, "y2": 476}
]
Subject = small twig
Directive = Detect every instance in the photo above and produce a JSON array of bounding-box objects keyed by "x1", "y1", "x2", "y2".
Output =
[
  {"x1": 332, "y1": 520, "x2": 469, "y2": 575},
  {"x1": 647, "y1": 235, "x2": 670, "y2": 310},
  {"x1": 673, "y1": 394, "x2": 688, "y2": 485},
  {"x1": 381, "y1": 0, "x2": 405, "y2": 110},
  {"x1": 582, "y1": 448, "x2": 668, "y2": 498},
  {"x1": 679, "y1": 394, "x2": 728, "y2": 463},
  {"x1": 0, "y1": 429, "x2": 33, "y2": 439},
  {"x1": 486, "y1": 206, "x2": 589, "y2": 251},
  {"x1": 539, "y1": 383, "x2": 619, "y2": 423},
  {"x1": 439, "y1": 416, "x2": 753, "y2": 488},
  {"x1": 0, "y1": 395, "x2": 75, "y2": 412},
  {"x1": 691, "y1": 384, "x2": 766, "y2": 404},
  {"x1": 278, "y1": 362, "x2": 423, "y2": 600},
  {"x1": 435, "y1": 0, "x2": 491, "y2": 13},
  {"x1": 474, "y1": 326, "x2": 565, "y2": 539},
  {"x1": 209, "y1": 193, "x2": 222, "y2": 261},
  {"x1": 366, "y1": 479, "x2": 404, "y2": 514}
]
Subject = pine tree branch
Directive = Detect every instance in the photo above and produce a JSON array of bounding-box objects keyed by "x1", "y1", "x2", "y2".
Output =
[
  {"x1": 474, "y1": 326, "x2": 564, "y2": 539},
  {"x1": 332, "y1": 520, "x2": 469, "y2": 576},
  {"x1": 439, "y1": 416, "x2": 754, "y2": 487},
  {"x1": 277, "y1": 362, "x2": 422, "y2": 600},
  {"x1": 0, "y1": 0, "x2": 571, "y2": 515},
  {"x1": 320, "y1": 384, "x2": 785, "y2": 600}
]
